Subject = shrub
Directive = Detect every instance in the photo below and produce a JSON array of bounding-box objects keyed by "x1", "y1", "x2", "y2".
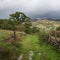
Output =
[
  {"x1": 56, "y1": 26, "x2": 60, "y2": 31},
  {"x1": 38, "y1": 32, "x2": 49, "y2": 45}
]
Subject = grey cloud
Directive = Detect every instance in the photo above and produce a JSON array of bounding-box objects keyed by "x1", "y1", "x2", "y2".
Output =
[{"x1": 0, "y1": 0, "x2": 60, "y2": 19}]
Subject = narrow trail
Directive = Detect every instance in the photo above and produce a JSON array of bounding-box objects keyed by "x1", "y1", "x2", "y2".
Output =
[
  {"x1": 17, "y1": 34, "x2": 60, "y2": 60},
  {"x1": 18, "y1": 35, "x2": 41, "y2": 60}
]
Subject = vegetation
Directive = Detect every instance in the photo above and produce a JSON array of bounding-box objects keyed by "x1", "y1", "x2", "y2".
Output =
[
  {"x1": 0, "y1": 11, "x2": 60, "y2": 60},
  {"x1": 56, "y1": 26, "x2": 60, "y2": 31},
  {"x1": 0, "y1": 42, "x2": 22, "y2": 60},
  {"x1": 20, "y1": 34, "x2": 60, "y2": 60},
  {"x1": 0, "y1": 30, "x2": 13, "y2": 41},
  {"x1": 32, "y1": 19, "x2": 60, "y2": 32}
]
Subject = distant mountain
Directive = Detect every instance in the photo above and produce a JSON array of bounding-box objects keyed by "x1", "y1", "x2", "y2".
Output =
[
  {"x1": 31, "y1": 18, "x2": 60, "y2": 21},
  {"x1": 31, "y1": 18, "x2": 39, "y2": 22}
]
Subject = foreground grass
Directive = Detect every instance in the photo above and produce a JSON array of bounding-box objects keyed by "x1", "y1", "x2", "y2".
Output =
[
  {"x1": 21, "y1": 34, "x2": 40, "y2": 52},
  {"x1": 21, "y1": 34, "x2": 60, "y2": 60},
  {"x1": 0, "y1": 30, "x2": 60, "y2": 60},
  {"x1": 20, "y1": 34, "x2": 40, "y2": 60},
  {"x1": 39, "y1": 43, "x2": 60, "y2": 60},
  {"x1": 0, "y1": 30, "x2": 22, "y2": 60}
]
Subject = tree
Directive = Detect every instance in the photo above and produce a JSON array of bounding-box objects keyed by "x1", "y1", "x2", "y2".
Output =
[
  {"x1": 9, "y1": 12, "x2": 27, "y2": 40},
  {"x1": 24, "y1": 18, "x2": 32, "y2": 34},
  {"x1": 10, "y1": 12, "x2": 27, "y2": 23}
]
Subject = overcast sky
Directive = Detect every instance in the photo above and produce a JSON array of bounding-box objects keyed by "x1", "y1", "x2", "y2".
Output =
[{"x1": 0, "y1": 0, "x2": 60, "y2": 19}]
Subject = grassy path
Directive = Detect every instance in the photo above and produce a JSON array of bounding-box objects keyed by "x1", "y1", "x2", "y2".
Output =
[
  {"x1": 21, "y1": 34, "x2": 40, "y2": 52},
  {"x1": 18, "y1": 34, "x2": 60, "y2": 60},
  {"x1": 19, "y1": 34, "x2": 40, "y2": 60}
]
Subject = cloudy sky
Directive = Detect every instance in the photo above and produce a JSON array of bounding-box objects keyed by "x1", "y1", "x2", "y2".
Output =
[{"x1": 0, "y1": 0, "x2": 60, "y2": 19}]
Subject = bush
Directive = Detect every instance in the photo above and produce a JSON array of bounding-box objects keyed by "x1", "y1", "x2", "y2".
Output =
[
  {"x1": 31, "y1": 27, "x2": 40, "y2": 33},
  {"x1": 56, "y1": 26, "x2": 60, "y2": 31},
  {"x1": 38, "y1": 32, "x2": 49, "y2": 45},
  {"x1": 0, "y1": 41, "x2": 21, "y2": 60},
  {"x1": 24, "y1": 27, "x2": 40, "y2": 34}
]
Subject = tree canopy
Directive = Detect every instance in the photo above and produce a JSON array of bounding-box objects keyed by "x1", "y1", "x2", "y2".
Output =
[{"x1": 10, "y1": 12, "x2": 27, "y2": 23}]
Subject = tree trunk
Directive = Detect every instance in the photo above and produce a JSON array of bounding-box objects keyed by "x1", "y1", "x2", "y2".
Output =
[{"x1": 13, "y1": 30, "x2": 16, "y2": 40}]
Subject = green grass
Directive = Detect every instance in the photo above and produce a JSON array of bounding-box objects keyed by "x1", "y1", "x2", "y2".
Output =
[
  {"x1": 39, "y1": 43, "x2": 60, "y2": 60},
  {"x1": 20, "y1": 34, "x2": 60, "y2": 60},
  {"x1": 0, "y1": 30, "x2": 60, "y2": 60},
  {"x1": 0, "y1": 30, "x2": 22, "y2": 60},
  {"x1": 0, "y1": 41, "x2": 22, "y2": 60},
  {"x1": 20, "y1": 34, "x2": 40, "y2": 60},
  {"x1": 0, "y1": 30, "x2": 13, "y2": 40},
  {"x1": 21, "y1": 34, "x2": 40, "y2": 52}
]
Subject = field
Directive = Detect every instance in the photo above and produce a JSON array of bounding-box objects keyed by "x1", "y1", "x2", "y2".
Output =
[{"x1": 0, "y1": 30, "x2": 13, "y2": 41}]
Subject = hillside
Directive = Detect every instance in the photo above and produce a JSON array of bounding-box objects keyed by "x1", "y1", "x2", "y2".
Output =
[{"x1": 32, "y1": 19, "x2": 60, "y2": 31}]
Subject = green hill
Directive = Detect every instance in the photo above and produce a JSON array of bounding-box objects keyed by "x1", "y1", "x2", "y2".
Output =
[{"x1": 32, "y1": 19, "x2": 60, "y2": 31}]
